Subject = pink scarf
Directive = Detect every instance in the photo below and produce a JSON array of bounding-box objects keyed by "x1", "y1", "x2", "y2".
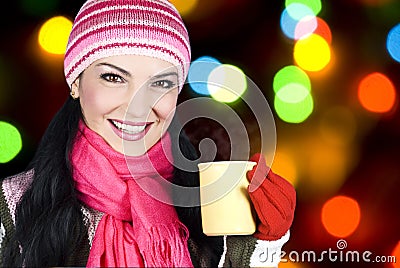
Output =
[{"x1": 71, "y1": 122, "x2": 193, "y2": 267}]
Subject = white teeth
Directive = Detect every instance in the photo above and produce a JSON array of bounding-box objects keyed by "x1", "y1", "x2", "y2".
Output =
[{"x1": 112, "y1": 120, "x2": 146, "y2": 134}]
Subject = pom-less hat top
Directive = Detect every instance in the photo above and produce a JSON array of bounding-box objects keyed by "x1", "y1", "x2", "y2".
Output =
[{"x1": 64, "y1": 0, "x2": 191, "y2": 90}]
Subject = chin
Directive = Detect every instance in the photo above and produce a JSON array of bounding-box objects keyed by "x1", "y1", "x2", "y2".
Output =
[{"x1": 119, "y1": 140, "x2": 148, "y2": 156}]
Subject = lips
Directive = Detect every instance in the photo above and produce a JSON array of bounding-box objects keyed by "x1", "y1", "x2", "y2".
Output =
[{"x1": 108, "y1": 119, "x2": 153, "y2": 141}]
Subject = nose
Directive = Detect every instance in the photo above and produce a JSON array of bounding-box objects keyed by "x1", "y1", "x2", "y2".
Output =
[{"x1": 125, "y1": 83, "x2": 153, "y2": 119}]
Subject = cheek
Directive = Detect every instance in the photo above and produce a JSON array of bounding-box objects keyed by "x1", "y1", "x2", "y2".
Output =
[
  {"x1": 80, "y1": 86, "x2": 117, "y2": 118},
  {"x1": 154, "y1": 92, "x2": 178, "y2": 121}
]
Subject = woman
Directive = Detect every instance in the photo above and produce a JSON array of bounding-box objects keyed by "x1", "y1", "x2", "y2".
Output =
[{"x1": 0, "y1": 0, "x2": 296, "y2": 266}]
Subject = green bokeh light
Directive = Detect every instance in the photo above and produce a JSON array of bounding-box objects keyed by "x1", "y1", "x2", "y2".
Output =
[
  {"x1": 273, "y1": 65, "x2": 311, "y2": 94},
  {"x1": 276, "y1": 83, "x2": 310, "y2": 103},
  {"x1": 285, "y1": 0, "x2": 322, "y2": 16},
  {"x1": 0, "y1": 121, "x2": 23, "y2": 163},
  {"x1": 274, "y1": 93, "x2": 314, "y2": 123}
]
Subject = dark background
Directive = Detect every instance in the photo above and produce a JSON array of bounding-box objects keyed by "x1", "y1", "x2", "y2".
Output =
[{"x1": 0, "y1": 0, "x2": 399, "y2": 267}]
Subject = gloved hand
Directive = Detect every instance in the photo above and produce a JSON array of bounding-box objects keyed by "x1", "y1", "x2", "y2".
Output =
[{"x1": 246, "y1": 153, "x2": 296, "y2": 241}]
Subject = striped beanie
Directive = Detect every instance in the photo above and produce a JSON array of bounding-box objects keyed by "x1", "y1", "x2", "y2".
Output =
[{"x1": 64, "y1": 0, "x2": 191, "y2": 90}]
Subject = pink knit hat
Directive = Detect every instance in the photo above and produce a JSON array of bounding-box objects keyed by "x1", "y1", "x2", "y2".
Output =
[{"x1": 64, "y1": 0, "x2": 191, "y2": 90}]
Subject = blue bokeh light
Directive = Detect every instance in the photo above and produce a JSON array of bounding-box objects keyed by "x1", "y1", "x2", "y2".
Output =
[
  {"x1": 280, "y1": 3, "x2": 316, "y2": 40},
  {"x1": 188, "y1": 56, "x2": 221, "y2": 95},
  {"x1": 387, "y1": 23, "x2": 400, "y2": 63}
]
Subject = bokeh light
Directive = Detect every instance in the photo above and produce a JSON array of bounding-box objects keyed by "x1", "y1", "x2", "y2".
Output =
[
  {"x1": 276, "y1": 83, "x2": 310, "y2": 103},
  {"x1": 273, "y1": 65, "x2": 313, "y2": 122},
  {"x1": 271, "y1": 151, "x2": 298, "y2": 187},
  {"x1": 294, "y1": 33, "x2": 331, "y2": 72},
  {"x1": 273, "y1": 65, "x2": 311, "y2": 94},
  {"x1": 313, "y1": 17, "x2": 332, "y2": 44},
  {"x1": 169, "y1": 0, "x2": 199, "y2": 17},
  {"x1": 321, "y1": 196, "x2": 361, "y2": 238},
  {"x1": 38, "y1": 16, "x2": 73, "y2": 55},
  {"x1": 391, "y1": 241, "x2": 400, "y2": 268},
  {"x1": 280, "y1": 4, "x2": 317, "y2": 40},
  {"x1": 358, "y1": 72, "x2": 397, "y2": 113},
  {"x1": 279, "y1": 261, "x2": 307, "y2": 268},
  {"x1": 280, "y1": 9, "x2": 299, "y2": 40},
  {"x1": 188, "y1": 56, "x2": 221, "y2": 95},
  {"x1": 274, "y1": 92, "x2": 314, "y2": 123},
  {"x1": 208, "y1": 64, "x2": 247, "y2": 103},
  {"x1": 387, "y1": 23, "x2": 400, "y2": 63},
  {"x1": 294, "y1": 17, "x2": 318, "y2": 40},
  {"x1": 0, "y1": 121, "x2": 23, "y2": 164},
  {"x1": 285, "y1": 0, "x2": 322, "y2": 16},
  {"x1": 285, "y1": 3, "x2": 316, "y2": 20}
]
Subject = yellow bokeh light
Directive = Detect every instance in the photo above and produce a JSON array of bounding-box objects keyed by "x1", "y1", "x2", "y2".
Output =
[
  {"x1": 208, "y1": 64, "x2": 248, "y2": 103},
  {"x1": 294, "y1": 33, "x2": 331, "y2": 72},
  {"x1": 38, "y1": 16, "x2": 73, "y2": 55},
  {"x1": 169, "y1": 0, "x2": 199, "y2": 17}
]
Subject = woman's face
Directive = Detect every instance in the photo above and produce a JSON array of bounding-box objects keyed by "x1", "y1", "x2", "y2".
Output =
[{"x1": 71, "y1": 55, "x2": 179, "y2": 156}]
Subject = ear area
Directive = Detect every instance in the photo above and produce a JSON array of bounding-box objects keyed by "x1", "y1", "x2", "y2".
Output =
[{"x1": 71, "y1": 78, "x2": 80, "y2": 99}]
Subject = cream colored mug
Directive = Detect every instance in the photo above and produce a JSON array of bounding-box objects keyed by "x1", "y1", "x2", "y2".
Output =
[{"x1": 198, "y1": 161, "x2": 257, "y2": 236}]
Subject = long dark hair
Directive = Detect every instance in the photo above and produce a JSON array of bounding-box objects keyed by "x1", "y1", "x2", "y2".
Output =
[{"x1": 2, "y1": 97, "x2": 222, "y2": 266}]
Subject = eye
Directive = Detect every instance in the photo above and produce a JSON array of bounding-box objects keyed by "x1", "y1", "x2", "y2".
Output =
[
  {"x1": 151, "y1": 80, "x2": 176, "y2": 90},
  {"x1": 100, "y1": 73, "x2": 125, "y2": 83}
]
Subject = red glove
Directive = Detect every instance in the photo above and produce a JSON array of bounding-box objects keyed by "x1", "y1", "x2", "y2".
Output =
[{"x1": 246, "y1": 153, "x2": 296, "y2": 241}]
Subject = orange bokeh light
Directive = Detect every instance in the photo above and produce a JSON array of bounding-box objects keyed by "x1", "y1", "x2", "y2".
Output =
[
  {"x1": 271, "y1": 151, "x2": 298, "y2": 187},
  {"x1": 314, "y1": 17, "x2": 332, "y2": 44},
  {"x1": 358, "y1": 72, "x2": 397, "y2": 113},
  {"x1": 169, "y1": 0, "x2": 198, "y2": 17},
  {"x1": 279, "y1": 261, "x2": 305, "y2": 268},
  {"x1": 391, "y1": 241, "x2": 400, "y2": 268},
  {"x1": 321, "y1": 196, "x2": 361, "y2": 238},
  {"x1": 294, "y1": 17, "x2": 331, "y2": 44}
]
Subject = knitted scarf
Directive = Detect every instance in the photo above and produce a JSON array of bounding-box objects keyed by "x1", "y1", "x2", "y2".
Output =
[{"x1": 71, "y1": 122, "x2": 193, "y2": 267}]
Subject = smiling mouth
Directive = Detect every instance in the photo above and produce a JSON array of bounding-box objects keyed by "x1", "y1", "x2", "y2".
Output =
[
  {"x1": 108, "y1": 119, "x2": 153, "y2": 141},
  {"x1": 110, "y1": 119, "x2": 147, "y2": 134}
]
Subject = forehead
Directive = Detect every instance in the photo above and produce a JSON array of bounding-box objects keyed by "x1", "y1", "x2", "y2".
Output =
[{"x1": 89, "y1": 54, "x2": 178, "y2": 74}]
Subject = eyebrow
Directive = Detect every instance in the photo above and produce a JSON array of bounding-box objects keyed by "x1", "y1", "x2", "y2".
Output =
[
  {"x1": 95, "y1": 63, "x2": 178, "y2": 79},
  {"x1": 152, "y1": 72, "x2": 178, "y2": 79},
  {"x1": 95, "y1": 63, "x2": 131, "y2": 77}
]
